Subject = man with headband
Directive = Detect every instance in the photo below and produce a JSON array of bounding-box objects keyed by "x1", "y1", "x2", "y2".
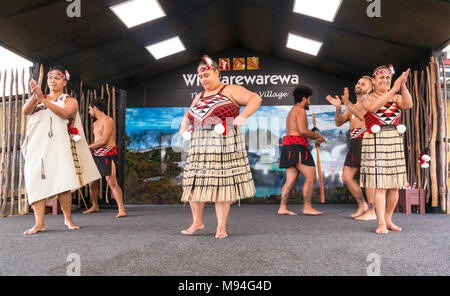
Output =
[{"x1": 327, "y1": 77, "x2": 376, "y2": 220}]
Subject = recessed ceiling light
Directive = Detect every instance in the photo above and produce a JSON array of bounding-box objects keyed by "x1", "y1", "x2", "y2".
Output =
[
  {"x1": 293, "y1": 0, "x2": 342, "y2": 22},
  {"x1": 146, "y1": 36, "x2": 186, "y2": 59},
  {"x1": 286, "y1": 33, "x2": 323, "y2": 56},
  {"x1": 110, "y1": 0, "x2": 166, "y2": 29}
]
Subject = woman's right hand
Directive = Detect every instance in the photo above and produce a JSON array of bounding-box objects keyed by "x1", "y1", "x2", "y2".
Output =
[
  {"x1": 29, "y1": 79, "x2": 44, "y2": 103},
  {"x1": 179, "y1": 117, "x2": 189, "y2": 134}
]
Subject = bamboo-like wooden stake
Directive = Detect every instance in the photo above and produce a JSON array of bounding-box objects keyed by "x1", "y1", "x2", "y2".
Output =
[
  {"x1": 441, "y1": 57, "x2": 449, "y2": 214},
  {"x1": 424, "y1": 69, "x2": 431, "y2": 202},
  {"x1": 413, "y1": 71, "x2": 421, "y2": 188},
  {"x1": 18, "y1": 69, "x2": 27, "y2": 214},
  {"x1": 1, "y1": 69, "x2": 14, "y2": 216},
  {"x1": 83, "y1": 89, "x2": 89, "y2": 199},
  {"x1": 9, "y1": 69, "x2": 19, "y2": 215},
  {"x1": 0, "y1": 70, "x2": 5, "y2": 211},
  {"x1": 105, "y1": 84, "x2": 112, "y2": 202},
  {"x1": 24, "y1": 68, "x2": 33, "y2": 213},
  {"x1": 429, "y1": 59, "x2": 438, "y2": 208},
  {"x1": 37, "y1": 65, "x2": 44, "y2": 89},
  {"x1": 312, "y1": 113, "x2": 325, "y2": 203},
  {"x1": 435, "y1": 57, "x2": 446, "y2": 213}
]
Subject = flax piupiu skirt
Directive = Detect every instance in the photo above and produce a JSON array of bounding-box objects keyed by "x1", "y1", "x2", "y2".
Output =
[
  {"x1": 181, "y1": 125, "x2": 256, "y2": 203},
  {"x1": 359, "y1": 125, "x2": 407, "y2": 189}
]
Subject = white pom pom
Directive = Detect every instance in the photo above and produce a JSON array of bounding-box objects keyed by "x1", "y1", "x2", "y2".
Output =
[
  {"x1": 73, "y1": 134, "x2": 81, "y2": 142},
  {"x1": 396, "y1": 124, "x2": 406, "y2": 134},
  {"x1": 182, "y1": 131, "x2": 191, "y2": 140},
  {"x1": 421, "y1": 163, "x2": 429, "y2": 168},
  {"x1": 214, "y1": 123, "x2": 225, "y2": 134},
  {"x1": 371, "y1": 124, "x2": 380, "y2": 133},
  {"x1": 422, "y1": 154, "x2": 431, "y2": 162}
]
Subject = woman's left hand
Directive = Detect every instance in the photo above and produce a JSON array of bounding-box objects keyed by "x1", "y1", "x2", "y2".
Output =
[{"x1": 233, "y1": 115, "x2": 247, "y2": 127}]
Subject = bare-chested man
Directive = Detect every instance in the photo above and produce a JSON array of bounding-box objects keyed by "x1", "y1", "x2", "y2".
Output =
[
  {"x1": 278, "y1": 85, "x2": 326, "y2": 216},
  {"x1": 83, "y1": 98, "x2": 126, "y2": 218},
  {"x1": 326, "y1": 77, "x2": 376, "y2": 220}
]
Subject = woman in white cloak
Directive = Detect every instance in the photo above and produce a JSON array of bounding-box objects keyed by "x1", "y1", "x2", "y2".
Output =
[{"x1": 22, "y1": 66, "x2": 100, "y2": 235}]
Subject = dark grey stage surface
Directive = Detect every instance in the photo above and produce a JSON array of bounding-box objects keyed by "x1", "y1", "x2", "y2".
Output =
[{"x1": 0, "y1": 204, "x2": 448, "y2": 276}]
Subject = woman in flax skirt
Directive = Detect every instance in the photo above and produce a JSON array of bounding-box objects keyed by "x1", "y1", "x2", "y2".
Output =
[
  {"x1": 359, "y1": 66, "x2": 413, "y2": 234},
  {"x1": 179, "y1": 56, "x2": 262, "y2": 239},
  {"x1": 22, "y1": 66, "x2": 100, "y2": 235}
]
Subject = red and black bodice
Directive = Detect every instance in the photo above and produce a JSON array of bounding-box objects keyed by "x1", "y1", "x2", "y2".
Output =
[
  {"x1": 364, "y1": 101, "x2": 401, "y2": 132},
  {"x1": 187, "y1": 85, "x2": 240, "y2": 134}
]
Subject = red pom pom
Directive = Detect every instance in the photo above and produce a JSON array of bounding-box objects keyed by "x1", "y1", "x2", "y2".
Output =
[{"x1": 70, "y1": 127, "x2": 79, "y2": 135}]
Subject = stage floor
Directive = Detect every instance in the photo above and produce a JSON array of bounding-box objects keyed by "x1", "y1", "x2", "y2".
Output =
[{"x1": 0, "y1": 204, "x2": 448, "y2": 276}]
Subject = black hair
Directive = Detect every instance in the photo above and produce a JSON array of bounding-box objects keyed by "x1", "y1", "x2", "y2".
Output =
[
  {"x1": 89, "y1": 98, "x2": 107, "y2": 114},
  {"x1": 293, "y1": 85, "x2": 313, "y2": 104},
  {"x1": 49, "y1": 65, "x2": 66, "y2": 75}
]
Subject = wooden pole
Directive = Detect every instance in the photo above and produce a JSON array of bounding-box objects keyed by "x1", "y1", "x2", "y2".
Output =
[
  {"x1": 413, "y1": 71, "x2": 421, "y2": 188},
  {"x1": 435, "y1": 57, "x2": 447, "y2": 213},
  {"x1": 0, "y1": 70, "x2": 5, "y2": 212},
  {"x1": 37, "y1": 65, "x2": 44, "y2": 89},
  {"x1": 429, "y1": 59, "x2": 439, "y2": 208},
  {"x1": 105, "y1": 84, "x2": 112, "y2": 202},
  {"x1": 1, "y1": 69, "x2": 14, "y2": 216},
  {"x1": 9, "y1": 69, "x2": 19, "y2": 215},
  {"x1": 17, "y1": 69, "x2": 27, "y2": 214},
  {"x1": 312, "y1": 113, "x2": 325, "y2": 203},
  {"x1": 441, "y1": 57, "x2": 449, "y2": 214}
]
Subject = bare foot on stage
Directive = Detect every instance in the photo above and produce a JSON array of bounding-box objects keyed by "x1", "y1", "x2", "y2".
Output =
[
  {"x1": 375, "y1": 224, "x2": 389, "y2": 234},
  {"x1": 64, "y1": 220, "x2": 80, "y2": 230},
  {"x1": 386, "y1": 222, "x2": 402, "y2": 232},
  {"x1": 215, "y1": 227, "x2": 228, "y2": 239},
  {"x1": 278, "y1": 209, "x2": 298, "y2": 216},
  {"x1": 116, "y1": 211, "x2": 127, "y2": 218},
  {"x1": 302, "y1": 206, "x2": 323, "y2": 216},
  {"x1": 82, "y1": 206, "x2": 99, "y2": 214},
  {"x1": 350, "y1": 205, "x2": 368, "y2": 218},
  {"x1": 181, "y1": 224, "x2": 205, "y2": 235},
  {"x1": 354, "y1": 210, "x2": 377, "y2": 221},
  {"x1": 23, "y1": 225, "x2": 47, "y2": 235}
]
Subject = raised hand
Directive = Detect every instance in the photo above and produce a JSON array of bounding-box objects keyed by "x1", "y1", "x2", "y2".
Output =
[
  {"x1": 29, "y1": 79, "x2": 44, "y2": 103},
  {"x1": 326, "y1": 95, "x2": 341, "y2": 107},
  {"x1": 340, "y1": 87, "x2": 349, "y2": 103}
]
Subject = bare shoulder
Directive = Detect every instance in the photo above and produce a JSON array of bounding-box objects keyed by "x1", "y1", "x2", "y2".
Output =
[
  {"x1": 294, "y1": 105, "x2": 306, "y2": 115},
  {"x1": 104, "y1": 116, "x2": 114, "y2": 125},
  {"x1": 64, "y1": 96, "x2": 78, "y2": 105}
]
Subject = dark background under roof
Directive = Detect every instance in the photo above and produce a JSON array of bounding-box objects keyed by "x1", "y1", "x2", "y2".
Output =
[{"x1": 0, "y1": 0, "x2": 449, "y2": 88}]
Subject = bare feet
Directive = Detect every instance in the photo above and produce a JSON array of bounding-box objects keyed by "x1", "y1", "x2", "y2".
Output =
[
  {"x1": 278, "y1": 209, "x2": 298, "y2": 216},
  {"x1": 82, "y1": 205, "x2": 99, "y2": 214},
  {"x1": 116, "y1": 211, "x2": 127, "y2": 218},
  {"x1": 181, "y1": 224, "x2": 205, "y2": 235},
  {"x1": 350, "y1": 205, "x2": 368, "y2": 218},
  {"x1": 354, "y1": 210, "x2": 377, "y2": 221},
  {"x1": 302, "y1": 207, "x2": 323, "y2": 216},
  {"x1": 386, "y1": 222, "x2": 402, "y2": 232},
  {"x1": 23, "y1": 225, "x2": 46, "y2": 235},
  {"x1": 215, "y1": 227, "x2": 228, "y2": 239},
  {"x1": 375, "y1": 224, "x2": 389, "y2": 234},
  {"x1": 64, "y1": 220, "x2": 80, "y2": 230}
]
